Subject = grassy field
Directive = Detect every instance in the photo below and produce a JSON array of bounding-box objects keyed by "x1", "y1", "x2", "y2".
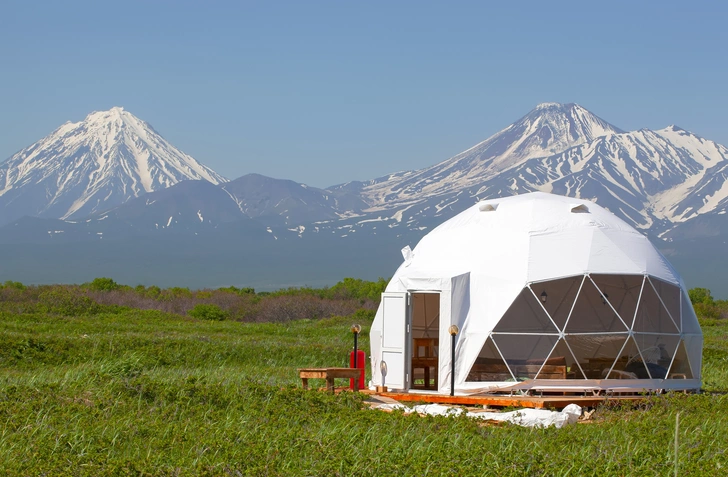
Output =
[{"x1": 1, "y1": 293, "x2": 727, "y2": 475}]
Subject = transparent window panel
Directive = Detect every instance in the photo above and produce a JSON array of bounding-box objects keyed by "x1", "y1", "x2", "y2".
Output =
[
  {"x1": 564, "y1": 277, "x2": 628, "y2": 333},
  {"x1": 669, "y1": 340, "x2": 694, "y2": 379},
  {"x1": 633, "y1": 333, "x2": 680, "y2": 379},
  {"x1": 634, "y1": 279, "x2": 680, "y2": 334},
  {"x1": 531, "y1": 276, "x2": 583, "y2": 331},
  {"x1": 565, "y1": 334, "x2": 627, "y2": 379},
  {"x1": 681, "y1": 290, "x2": 702, "y2": 335},
  {"x1": 647, "y1": 277, "x2": 680, "y2": 332},
  {"x1": 620, "y1": 336, "x2": 652, "y2": 379},
  {"x1": 492, "y1": 334, "x2": 559, "y2": 381},
  {"x1": 590, "y1": 274, "x2": 643, "y2": 329},
  {"x1": 543, "y1": 338, "x2": 585, "y2": 379},
  {"x1": 466, "y1": 337, "x2": 512, "y2": 382},
  {"x1": 493, "y1": 287, "x2": 557, "y2": 333},
  {"x1": 683, "y1": 334, "x2": 703, "y2": 380}
]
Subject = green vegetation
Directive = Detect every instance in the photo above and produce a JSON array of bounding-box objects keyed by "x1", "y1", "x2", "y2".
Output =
[
  {"x1": 0, "y1": 281, "x2": 726, "y2": 475},
  {"x1": 689, "y1": 287, "x2": 728, "y2": 320},
  {"x1": 188, "y1": 303, "x2": 228, "y2": 321}
]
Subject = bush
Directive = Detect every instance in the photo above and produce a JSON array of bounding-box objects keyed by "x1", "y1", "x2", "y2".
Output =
[
  {"x1": 38, "y1": 288, "x2": 103, "y2": 316},
  {"x1": 218, "y1": 286, "x2": 255, "y2": 295},
  {"x1": 87, "y1": 277, "x2": 121, "y2": 292},
  {"x1": 689, "y1": 287, "x2": 713, "y2": 305},
  {"x1": 688, "y1": 287, "x2": 728, "y2": 319},
  {"x1": 329, "y1": 277, "x2": 388, "y2": 302},
  {"x1": 145, "y1": 285, "x2": 162, "y2": 298},
  {"x1": 2, "y1": 280, "x2": 26, "y2": 291},
  {"x1": 188, "y1": 304, "x2": 228, "y2": 321}
]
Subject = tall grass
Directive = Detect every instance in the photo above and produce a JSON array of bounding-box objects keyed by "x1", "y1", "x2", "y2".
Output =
[{"x1": 0, "y1": 286, "x2": 727, "y2": 475}]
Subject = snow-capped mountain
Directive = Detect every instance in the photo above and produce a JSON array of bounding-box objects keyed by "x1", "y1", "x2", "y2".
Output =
[
  {"x1": 346, "y1": 103, "x2": 624, "y2": 208},
  {"x1": 331, "y1": 103, "x2": 728, "y2": 239},
  {"x1": 0, "y1": 107, "x2": 226, "y2": 226},
  {"x1": 2, "y1": 102, "x2": 728, "y2": 294}
]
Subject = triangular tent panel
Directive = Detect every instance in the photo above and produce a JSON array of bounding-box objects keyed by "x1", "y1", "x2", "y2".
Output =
[
  {"x1": 634, "y1": 278, "x2": 680, "y2": 334},
  {"x1": 532, "y1": 276, "x2": 583, "y2": 331},
  {"x1": 633, "y1": 333, "x2": 680, "y2": 379},
  {"x1": 491, "y1": 334, "x2": 559, "y2": 381},
  {"x1": 618, "y1": 336, "x2": 652, "y2": 379},
  {"x1": 564, "y1": 277, "x2": 628, "y2": 333},
  {"x1": 650, "y1": 277, "x2": 681, "y2": 331},
  {"x1": 669, "y1": 340, "x2": 695, "y2": 379},
  {"x1": 681, "y1": 290, "x2": 702, "y2": 335},
  {"x1": 564, "y1": 333, "x2": 628, "y2": 379},
  {"x1": 466, "y1": 337, "x2": 512, "y2": 382},
  {"x1": 493, "y1": 287, "x2": 558, "y2": 333},
  {"x1": 590, "y1": 274, "x2": 642, "y2": 330},
  {"x1": 544, "y1": 338, "x2": 585, "y2": 379},
  {"x1": 683, "y1": 334, "x2": 704, "y2": 380}
]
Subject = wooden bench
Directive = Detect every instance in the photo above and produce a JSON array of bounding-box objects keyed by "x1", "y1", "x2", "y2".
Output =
[{"x1": 298, "y1": 368, "x2": 362, "y2": 392}]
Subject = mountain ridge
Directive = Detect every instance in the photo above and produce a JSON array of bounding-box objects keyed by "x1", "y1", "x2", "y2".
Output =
[{"x1": 2, "y1": 103, "x2": 728, "y2": 294}]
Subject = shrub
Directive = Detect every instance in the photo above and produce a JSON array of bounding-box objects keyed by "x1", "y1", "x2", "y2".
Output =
[
  {"x1": 2, "y1": 280, "x2": 26, "y2": 291},
  {"x1": 689, "y1": 287, "x2": 713, "y2": 305},
  {"x1": 145, "y1": 285, "x2": 162, "y2": 298},
  {"x1": 218, "y1": 286, "x2": 255, "y2": 295},
  {"x1": 167, "y1": 287, "x2": 193, "y2": 299},
  {"x1": 688, "y1": 288, "x2": 728, "y2": 319},
  {"x1": 87, "y1": 277, "x2": 121, "y2": 292},
  {"x1": 38, "y1": 288, "x2": 103, "y2": 316},
  {"x1": 188, "y1": 304, "x2": 228, "y2": 321},
  {"x1": 329, "y1": 277, "x2": 388, "y2": 302}
]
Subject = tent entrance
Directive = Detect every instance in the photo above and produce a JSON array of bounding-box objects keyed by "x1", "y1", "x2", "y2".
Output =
[{"x1": 410, "y1": 292, "x2": 440, "y2": 390}]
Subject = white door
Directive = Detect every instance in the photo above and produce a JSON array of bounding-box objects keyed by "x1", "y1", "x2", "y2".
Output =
[{"x1": 380, "y1": 292, "x2": 409, "y2": 390}]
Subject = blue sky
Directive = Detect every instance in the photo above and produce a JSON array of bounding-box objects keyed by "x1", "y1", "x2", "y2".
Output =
[{"x1": 1, "y1": 1, "x2": 727, "y2": 187}]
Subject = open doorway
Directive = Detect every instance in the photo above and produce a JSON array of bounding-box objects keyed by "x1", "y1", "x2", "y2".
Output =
[{"x1": 410, "y1": 292, "x2": 440, "y2": 390}]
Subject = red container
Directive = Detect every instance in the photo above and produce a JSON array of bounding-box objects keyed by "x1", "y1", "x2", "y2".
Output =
[{"x1": 349, "y1": 350, "x2": 366, "y2": 390}]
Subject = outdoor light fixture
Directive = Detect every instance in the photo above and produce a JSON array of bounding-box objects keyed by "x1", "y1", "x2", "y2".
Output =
[
  {"x1": 448, "y1": 325, "x2": 459, "y2": 396},
  {"x1": 601, "y1": 293, "x2": 609, "y2": 305},
  {"x1": 351, "y1": 324, "x2": 362, "y2": 371},
  {"x1": 541, "y1": 291, "x2": 548, "y2": 303}
]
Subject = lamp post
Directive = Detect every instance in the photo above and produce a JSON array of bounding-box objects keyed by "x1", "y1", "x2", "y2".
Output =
[
  {"x1": 448, "y1": 324, "x2": 459, "y2": 396},
  {"x1": 350, "y1": 324, "x2": 362, "y2": 390}
]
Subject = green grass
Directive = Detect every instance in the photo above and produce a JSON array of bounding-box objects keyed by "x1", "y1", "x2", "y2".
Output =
[{"x1": 1, "y1": 309, "x2": 728, "y2": 475}]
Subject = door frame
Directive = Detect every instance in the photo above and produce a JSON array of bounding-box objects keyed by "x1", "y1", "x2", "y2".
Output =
[{"x1": 409, "y1": 291, "x2": 442, "y2": 391}]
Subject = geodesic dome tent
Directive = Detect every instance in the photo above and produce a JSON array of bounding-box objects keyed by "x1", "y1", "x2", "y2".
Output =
[{"x1": 369, "y1": 192, "x2": 702, "y2": 395}]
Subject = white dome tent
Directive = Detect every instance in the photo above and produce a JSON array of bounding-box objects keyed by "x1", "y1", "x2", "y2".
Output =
[{"x1": 369, "y1": 192, "x2": 702, "y2": 395}]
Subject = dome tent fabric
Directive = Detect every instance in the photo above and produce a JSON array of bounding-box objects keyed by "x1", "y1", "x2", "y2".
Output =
[{"x1": 369, "y1": 192, "x2": 702, "y2": 395}]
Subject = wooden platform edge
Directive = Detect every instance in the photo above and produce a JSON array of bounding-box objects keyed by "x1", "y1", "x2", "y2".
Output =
[{"x1": 377, "y1": 391, "x2": 647, "y2": 409}]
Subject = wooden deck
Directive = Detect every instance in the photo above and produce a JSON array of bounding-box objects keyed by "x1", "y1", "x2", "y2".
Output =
[{"x1": 356, "y1": 389, "x2": 646, "y2": 409}]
